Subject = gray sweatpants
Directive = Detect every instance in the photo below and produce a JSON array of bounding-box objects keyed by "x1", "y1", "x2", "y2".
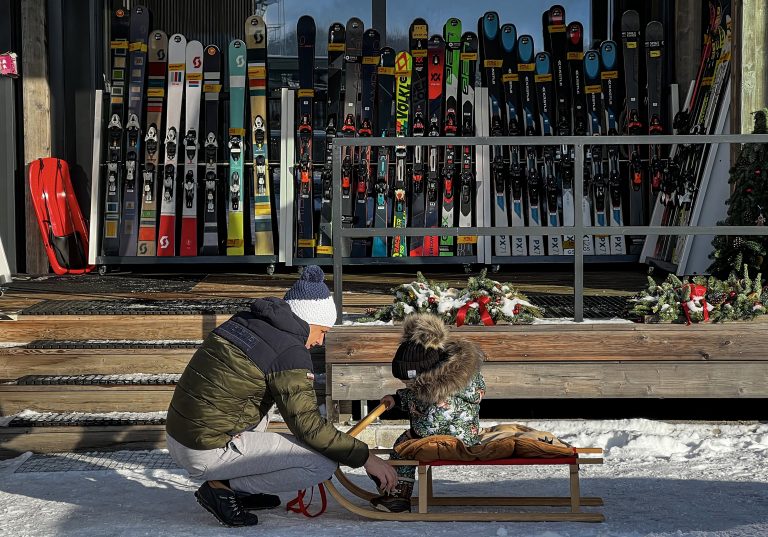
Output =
[{"x1": 166, "y1": 417, "x2": 338, "y2": 494}]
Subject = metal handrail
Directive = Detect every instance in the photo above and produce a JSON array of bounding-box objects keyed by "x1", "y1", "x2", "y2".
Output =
[{"x1": 330, "y1": 134, "x2": 768, "y2": 322}]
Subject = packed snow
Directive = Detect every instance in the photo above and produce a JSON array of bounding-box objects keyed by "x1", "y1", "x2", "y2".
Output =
[{"x1": 1, "y1": 418, "x2": 767, "y2": 536}]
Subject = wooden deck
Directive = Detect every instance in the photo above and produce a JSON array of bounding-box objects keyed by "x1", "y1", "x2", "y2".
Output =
[{"x1": 4, "y1": 269, "x2": 763, "y2": 456}]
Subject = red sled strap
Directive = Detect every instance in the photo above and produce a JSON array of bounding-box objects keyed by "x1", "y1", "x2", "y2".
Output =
[{"x1": 286, "y1": 484, "x2": 327, "y2": 518}]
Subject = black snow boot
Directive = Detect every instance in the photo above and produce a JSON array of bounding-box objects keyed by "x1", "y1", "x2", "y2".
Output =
[
  {"x1": 194, "y1": 481, "x2": 259, "y2": 527},
  {"x1": 236, "y1": 492, "x2": 281, "y2": 511},
  {"x1": 370, "y1": 477, "x2": 414, "y2": 513}
]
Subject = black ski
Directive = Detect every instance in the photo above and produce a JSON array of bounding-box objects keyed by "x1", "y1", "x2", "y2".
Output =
[
  {"x1": 340, "y1": 18, "x2": 363, "y2": 257},
  {"x1": 351, "y1": 28, "x2": 380, "y2": 257},
  {"x1": 372, "y1": 46, "x2": 395, "y2": 258},
  {"x1": 409, "y1": 19, "x2": 429, "y2": 256},
  {"x1": 501, "y1": 23, "x2": 526, "y2": 256},
  {"x1": 621, "y1": 10, "x2": 645, "y2": 237},
  {"x1": 481, "y1": 12, "x2": 510, "y2": 257},
  {"x1": 517, "y1": 34, "x2": 544, "y2": 256},
  {"x1": 296, "y1": 15, "x2": 316, "y2": 259},
  {"x1": 584, "y1": 49, "x2": 609, "y2": 255},
  {"x1": 457, "y1": 31, "x2": 478, "y2": 257},
  {"x1": 567, "y1": 22, "x2": 593, "y2": 254},
  {"x1": 119, "y1": 5, "x2": 150, "y2": 256},
  {"x1": 201, "y1": 45, "x2": 222, "y2": 256},
  {"x1": 317, "y1": 22, "x2": 345, "y2": 258},
  {"x1": 534, "y1": 51, "x2": 562, "y2": 256},
  {"x1": 599, "y1": 39, "x2": 626, "y2": 255},
  {"x1": 103, "y1": 7, "x2": 130, "y2": 257}
]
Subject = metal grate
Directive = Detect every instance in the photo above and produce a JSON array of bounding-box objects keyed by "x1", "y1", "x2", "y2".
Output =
[
  {"x1": 21, "y1": 298, "x2": 254, "y2": 316},
  {"x1": 527, "y1": 293, "x2": 631, "y2": 319},
  {"x1": 7, "y1": 274, "x2": 203, "y2": 294},
  {"x1": 24, "y1": 340, "x2": 202, "y2": 349},
  {"x1": 9, "y1": 411, "x2": 167, "y2": 427},
  {"x1": 15, "y1": 451, "x2": 178, "y2": 473},
  {"x1": 14, "y1": 374, "x2": 180, "y2": 386}
]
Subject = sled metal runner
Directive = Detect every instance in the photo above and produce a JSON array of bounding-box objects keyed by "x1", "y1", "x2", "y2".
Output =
[{"x1": 323, "y1": 404, "x2": 605, "y2": 522}]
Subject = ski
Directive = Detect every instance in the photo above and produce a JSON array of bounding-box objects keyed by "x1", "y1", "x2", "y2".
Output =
[
  {"x1": 481, "y1": 12, "x2": 509, "y2": 257},
  {"x1": 180, "y1": 40, "x2": 203, "y2": 257},
  {"x1": 423, "y1": 35, "x2": 445, "y2": 257},
  {"x1": 457, "y1": 31, "x2": 478, "y2": 257},
  {"x1": 392, "y1": 51, "x2": 412, "y2": 258},
  {"x1": 317, "y1": 22, "x2": 345, "y2": 258},
  {"x1": 246, "y1": 15, "x2": 274, "y2": 255},
  {"x1": 599, "y1": 39, "x2": 625, "y2": 255},
  {"x1": 225, "y1": 39, "x2": 246, "y2": 256},
  {"x1": 408, "y1": 19, "x2": 429, "y2": 256},
  {"x1": 103, "y1": 7, "x2": 130, "y2": 257},
  {"x1": 201, "y1": 45, "x2": 222, "y2": 256},
  {"x1": 670, "y1": 7, "x2": 731, "y2": 263},
  {"x1": 621, "y1": 10, "x2": 645, "y2": 242},
  {"x1": 535, "y1": 50, "x2": 562, "y2": 256},
  {"x1": 440, "y1": 18, "x2": 461, "y2": 257},
  {"x1": 137, "y1": 30, "x2": 167, "y2": 257},
  {"x1": 545, "y1": 5, "x2": 574, "y2": 254},
  {"x1": 584, "y1": 49, "x2": 609, "y2": 255},
  {"x1": 567, "y1": 21, "x2": 593, "y2": 255},
  {"x1": 372, "y1": 46, "x2": 395, "y2": 258},
  {"x1": 119, "y1": 5, "x2": 150, "y2": 256},
  {"x1": 517, "y1": 34, "x2": 544, "y2": 256},
  {"x1": 351, "y1": 28, "x2": 380, "y2": 258},
  {"x1": 340, "y1": 18, "x2": 363, "y2": 258},
  {"x1": 501, "y1": 23, "x2": 526, "y2": 256},
  {"x1": 156, "y1": 33, "x2": 186, "y2": 257},
  {"x1": 296, "y1": 15, "x2": 316, "y2": 259}
]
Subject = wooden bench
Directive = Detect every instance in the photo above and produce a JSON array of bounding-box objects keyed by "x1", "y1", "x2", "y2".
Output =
[{"x1": 324, "y1": 324, "x2": 768, "y2": 420}]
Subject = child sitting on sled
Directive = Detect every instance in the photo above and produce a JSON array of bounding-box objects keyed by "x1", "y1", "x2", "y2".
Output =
[{"x1": 372, "y1": 313, "x2": 486, "y2": 513}]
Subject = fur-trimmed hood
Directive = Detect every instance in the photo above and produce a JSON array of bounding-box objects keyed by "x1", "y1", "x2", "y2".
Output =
[{"x1": 400, "y1": 313, "x2": 485, "y2": 404}]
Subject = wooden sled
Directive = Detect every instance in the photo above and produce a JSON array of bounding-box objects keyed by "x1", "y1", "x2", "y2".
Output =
[{"x1": 323, "y1": 404, "x2": 605, "y2": 522}]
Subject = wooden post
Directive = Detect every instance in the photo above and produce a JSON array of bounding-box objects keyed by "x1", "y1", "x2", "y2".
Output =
[
  {"x1": 20, "y1": 0, "x2": 51, "y2": 274},
  {"x1": 738, "y1": 0, "x2": 767, "y2": 133}
]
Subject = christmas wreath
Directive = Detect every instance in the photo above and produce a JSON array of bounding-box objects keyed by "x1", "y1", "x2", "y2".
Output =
[
  {"x1": 364, "y1": 269, "x2": 542, "y2": 325},
  {"x1": 629, "y1": 265, "x2": 768, "y2": 324}
]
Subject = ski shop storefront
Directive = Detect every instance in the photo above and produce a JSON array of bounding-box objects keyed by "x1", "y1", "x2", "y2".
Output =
[{"x1": 1, "y1": 0, "x2": 768, "y2": 458}]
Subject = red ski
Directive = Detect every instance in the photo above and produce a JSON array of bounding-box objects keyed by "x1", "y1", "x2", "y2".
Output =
[{"x1": 29, "y1": 158, "x2": 94, "y2": 275}]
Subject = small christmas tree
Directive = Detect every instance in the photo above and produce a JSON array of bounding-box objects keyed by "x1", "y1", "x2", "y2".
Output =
[{"x1": 708, "y1": 110, "x2": 768, "y2": 279}]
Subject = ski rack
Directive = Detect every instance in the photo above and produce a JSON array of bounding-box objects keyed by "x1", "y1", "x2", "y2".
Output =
[
  {"x1": 88, "y1": 91, "x2": 279, "y2": 272},
  {"x1": 327, "y1": 132, "x2": 768, "y2": 322}
]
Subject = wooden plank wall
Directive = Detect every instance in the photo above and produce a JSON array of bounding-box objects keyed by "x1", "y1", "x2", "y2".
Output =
[
  {"x1": 20, "y1": 0, "x2": 51, "y2": 274},
  {"x1": 325, "y1": 325, "x2": 768, "y2": 405}
]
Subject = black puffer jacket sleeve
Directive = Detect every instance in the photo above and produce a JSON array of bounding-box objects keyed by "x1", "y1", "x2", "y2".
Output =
[{"x1": 267, "y1": 352, "x2": 369, "y2": 468}]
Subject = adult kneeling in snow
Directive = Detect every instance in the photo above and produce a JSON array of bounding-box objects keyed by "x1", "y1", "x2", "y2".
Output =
[{"x1": 165, "y1": 266, "x2": 397, "y2": 527}]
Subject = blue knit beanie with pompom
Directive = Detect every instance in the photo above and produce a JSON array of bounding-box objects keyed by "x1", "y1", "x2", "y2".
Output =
[{"x1": 283, "y1": 265, "x2": 337, "y2": 327}]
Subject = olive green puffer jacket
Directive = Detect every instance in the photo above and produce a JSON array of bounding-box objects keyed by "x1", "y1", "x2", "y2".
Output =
[{"x1": 166, "y1": 297, "x2": 369, "y2": 469}]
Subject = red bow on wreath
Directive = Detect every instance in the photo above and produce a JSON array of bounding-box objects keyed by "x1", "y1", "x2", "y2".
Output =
[
  {"x1": 681, "y1": 283, "x2": 709, "y2": 325},
  {"x1": 456, "y1": 295, "x2": 495, "y2": 327}
]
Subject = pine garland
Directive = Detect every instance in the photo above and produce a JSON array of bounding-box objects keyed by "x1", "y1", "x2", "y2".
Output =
[
  {"x1": 629, "y1": 265, "x2": 766, "y2": 323},
  {"x1": 364, "y1": 270, "x2": 542, "y2": 325}
]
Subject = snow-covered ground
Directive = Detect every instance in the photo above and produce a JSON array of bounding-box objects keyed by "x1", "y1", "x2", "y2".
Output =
[{"x1": 1, "y1": 418, "x2": 767, "y2": 537}]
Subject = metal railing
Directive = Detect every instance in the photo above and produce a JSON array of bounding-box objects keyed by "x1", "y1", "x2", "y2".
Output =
[{"x1": 330, "y1": 133, "x2": 768, "y2": 322}]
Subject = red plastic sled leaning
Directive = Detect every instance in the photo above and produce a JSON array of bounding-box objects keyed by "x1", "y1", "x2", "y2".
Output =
[{"x1": 29, "y1": 158, "x2": 94, "y2": 275}]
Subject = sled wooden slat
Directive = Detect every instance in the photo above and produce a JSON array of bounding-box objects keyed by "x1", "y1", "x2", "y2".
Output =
[{"x1": 326, "y1": 404, "x2": 606, "y2": 522}]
